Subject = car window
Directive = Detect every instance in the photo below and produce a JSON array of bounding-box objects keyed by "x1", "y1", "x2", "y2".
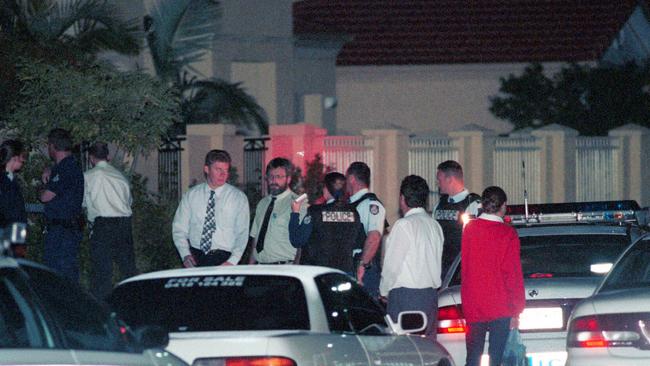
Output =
[
  {"x1": 600, "y1": 237, "x2": 650, "y2": 292},
  {"x1": 0, "y1": 268, "x2": 51, "y2": 348},
  {"x1": 110, "y1": 275, "x2": 309, "y2": 332},
  {"x1": 450, "y1": 234, "x2": 629, "y2": 286},
  {"x1": 20, "y1": 265, "x2": 136, "y2": 353},
  {"x1": 315, "y1": 273, "x2": 388, "y2": 335}
]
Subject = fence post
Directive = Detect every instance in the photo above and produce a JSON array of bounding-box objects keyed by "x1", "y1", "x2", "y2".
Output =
[
  {"x1": 182, "y1": 124, "x2": 243, "y2": 193},
  {"x1": 361, "y1": 128, "x2": 409, "y2": 225},
  {"x1": 531, "y1": 123, "x2": 578, "y2": 203},
  {"x1": 448, "y1": 125, "x2": 496, "y2": 195},
  {"x1": 608, "y1": 124, "x2": 650, "y2": 207}
]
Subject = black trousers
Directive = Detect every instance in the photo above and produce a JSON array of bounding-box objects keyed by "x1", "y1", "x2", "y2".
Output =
[
  {"x1": 90, "y1": 216, "x2": 137, "y2": 302},
  {"x1": 190, "y1": 246, "x2": 231, "y2": 266}
]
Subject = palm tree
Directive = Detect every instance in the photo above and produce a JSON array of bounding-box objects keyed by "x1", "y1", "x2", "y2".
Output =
[
  {"x1": 1, "y1": 0, "x2": 140, "y2": 56},
  {"x1": 144, "y1": 0, "x2": 267, "y2": 135}
]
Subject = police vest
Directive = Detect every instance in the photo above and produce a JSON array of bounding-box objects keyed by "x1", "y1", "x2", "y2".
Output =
[
  {"x1": 434, "y1": 193, "x2": 481, "y2": 273},
  {"x1": 302, "y1": 200, "x2": 365, "y2": 273}
]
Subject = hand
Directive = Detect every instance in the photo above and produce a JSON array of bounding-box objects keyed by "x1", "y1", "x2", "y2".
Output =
[
  {"x1": 291, "y1": 200, "x2": 303, "y2": 213},
  {"x1": 378, "y1": 295, "x2": 388, "y2": 305},
  {"x1": 41, "y1": 167, "x2": 51, "y2": 184},
  {"x1": 510, "y1": 316, "x2": 520, "y2": 329},
  {"x1": 182, "y1": 255, "x2": 196, "y2": 268},
  {"x1": 220, "y1": 261, "x2": 234, "y2": 266},
  {"x1": 356, "y1": 265, "x2": 365, "y2": 285}
]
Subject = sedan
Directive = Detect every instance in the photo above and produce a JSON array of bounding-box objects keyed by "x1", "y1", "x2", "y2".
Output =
[
  {"x1": 566, "y1": 233, "x2": 650, "y2": 366},
  {"x1": 109, "y1": 265, "x2": 455, "y2": 366}
]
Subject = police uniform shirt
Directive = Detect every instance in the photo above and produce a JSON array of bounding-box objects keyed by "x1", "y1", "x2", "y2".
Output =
[
  {"x1": 434, "y1": 189, "x2": 480, "y2": 218},
  {"x1": 380, "y1": 207, "x2": 444, "y2": 296},
  {"x1": 350, "y1": 188, "x2": 386, "y2": 235},
  {"x1": 172, "y1": 182, "x2": 250, "y2": 264},
  {"x1": 83, "y1": 161, "x2": 132, "y2": 222},
  {"x1": 44, "y1": 155, "x2": 84, "y2": 220},
  {"x1": 251, "y1": 189, "x2": 306, "y2": 263}
]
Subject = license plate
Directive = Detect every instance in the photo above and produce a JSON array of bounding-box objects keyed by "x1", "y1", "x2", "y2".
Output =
[
  {"x1": 481, "y1": 351, "x2": 566, "y2": 366},
  {"x1": 519, "y1": 307, "x2": 563, "y2": 330}
]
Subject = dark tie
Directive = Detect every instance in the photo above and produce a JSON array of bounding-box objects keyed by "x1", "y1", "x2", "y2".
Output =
[
  {"x1": 449, "y1": 197, "x2": 455, "y2": 204},
  {"x1": 199, "y1": 190, "x2": 216, "y2": 253},
  {"x1": 256, "y1": 197, "x2": 276, "y2": 253}
]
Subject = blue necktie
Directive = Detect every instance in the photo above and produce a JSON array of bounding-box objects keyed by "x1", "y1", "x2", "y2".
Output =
[{"x1": 199, "y1": 190, "x2": 216, "y2": 253}]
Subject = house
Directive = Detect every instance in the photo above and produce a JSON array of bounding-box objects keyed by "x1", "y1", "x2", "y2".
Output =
[{"x1": 293, "y1": 0, "x2": 650, "y2": 135}]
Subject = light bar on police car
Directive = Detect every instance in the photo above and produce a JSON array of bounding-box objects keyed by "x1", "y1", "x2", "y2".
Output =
[{"x1": 505, "y1": 201, "x2": 643, "y2": 225}]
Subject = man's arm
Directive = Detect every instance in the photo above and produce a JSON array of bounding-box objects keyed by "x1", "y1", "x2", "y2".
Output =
[
  {"x1": 356, "y1": 230, "x2": 382, "y2": 284},
  {"x1": 379, "y1": 222, "x2": 407, "y2": 296},
  {"x1": 226, "y1": 193, "x2": 250, "y2": 265},
  {"x1": 172, "y1": 192, "x2": 194, "y2": 267}
]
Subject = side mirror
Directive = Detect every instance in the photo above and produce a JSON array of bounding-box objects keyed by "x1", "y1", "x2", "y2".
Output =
[
  {"x1": 386, "y1": 310, "x2": 427, "y2": 335},
  {"x1": 134, "y1": 325, "x2": 169, "y2": 349}
]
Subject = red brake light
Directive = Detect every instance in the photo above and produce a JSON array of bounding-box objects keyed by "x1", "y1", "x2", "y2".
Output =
[
  {"x1": 437, "y1": 305, "x2": 467, "y2": 334},
  {"x1": 529, "y1": 273, "x2": 553, "y2": 279},
  {"x1": 226, "y1": 357, "x2": 296, "y2": 366},
  {"x1": 568, "y1": 315, "x2": 606, "y2": 348}
]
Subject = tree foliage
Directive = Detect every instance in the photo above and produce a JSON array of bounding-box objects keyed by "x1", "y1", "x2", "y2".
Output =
[
  {"x1": 6, "y1": 60, "x2": 179, "y2": 155},
  {"x1": 489, "y1": 62, "x2": 650, "y2": 135}
]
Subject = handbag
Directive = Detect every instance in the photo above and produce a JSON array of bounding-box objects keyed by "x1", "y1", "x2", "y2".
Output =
[{"x1": 502, "y1": 329, "x2": 528, "y2": 366}]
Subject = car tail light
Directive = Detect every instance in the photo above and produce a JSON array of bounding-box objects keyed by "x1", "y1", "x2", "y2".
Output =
[
  {"x1": 568, "y1": 315, "x2": 645, "y2": 349},
  {"x1": 437, "y1": 305, "x2": 467, "y2": 334},
  {"x1": 193, "y1": 357, "x2": 297, "y2": 366}
]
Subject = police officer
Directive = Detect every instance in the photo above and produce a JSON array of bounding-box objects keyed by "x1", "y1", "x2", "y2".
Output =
[
  {"x1": 289, "y1": 172, "x2": 364, "y2": 274},
  {"x1": 346, "y1": 161, "x2": 386, "y2": 299},
  {"x1": 40, "y1": 128, "x2": 85, "y2": 282},
  {"x1": 433, "y1": 160, "x2": 480, "y2": 278},
  {"x1": 0, "y1": 139, "x2": 28, "y2": 257}
]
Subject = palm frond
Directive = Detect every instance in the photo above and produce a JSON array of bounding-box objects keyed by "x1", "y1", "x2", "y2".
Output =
[
  {"x1": 147, "y1": 0, "x2": 221, "y2": 80},
  {"x1": 182, "y1": 78, "x2": 268, "y2": 134}
]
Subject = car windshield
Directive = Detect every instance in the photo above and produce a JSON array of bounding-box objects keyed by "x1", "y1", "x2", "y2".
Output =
[
  {"x1": 110, "y1": 275, "x2": 310, "y2": 332},
  {"x1": 599, "y1": 237, "x2": 650, "y2": 292},
  {"x1": 450, "y1": 234, "x2": 628, "y2": 285}
]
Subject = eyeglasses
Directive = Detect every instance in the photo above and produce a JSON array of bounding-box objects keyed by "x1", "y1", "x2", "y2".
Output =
[{"x1": 267, "y1": 174, "x2": 287, "y2": 181}]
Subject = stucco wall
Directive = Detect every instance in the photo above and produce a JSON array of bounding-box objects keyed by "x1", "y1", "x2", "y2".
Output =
[{"x1": 335, "y1": 62, "x2": 566, "y2": 135}]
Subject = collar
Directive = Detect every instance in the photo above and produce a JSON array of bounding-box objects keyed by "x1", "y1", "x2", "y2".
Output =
[
  {"x1": 5, "y1": 171, "x2": 13, "y2": 181},
  {"x1": 326, "y1": 198, "x2": 335, "y2": 204},
  {"x1": 350, "y1": 188, "x2": 369, "y2": 203},
  {"x1": 404, "y1": 207, "x2": 426, "y2": 217},
  {"x1": 448, "y1": 189, "x2": 469, "y2": 203},
  {"x1": 272, "y1": 188, "x2": 292, "y2": 200},
  {"x1": 95, "y1": 161, "x2": 109, "y2": 168},
  {"x1": 205, "y1": 183, "x2": 226, "y2": 196},
  {"x1": 479, "y1": 213, "x2": 504, "y2": 223}
]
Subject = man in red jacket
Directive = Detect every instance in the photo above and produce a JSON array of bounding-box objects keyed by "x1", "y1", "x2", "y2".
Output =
[{"x1": 461, "y1": 186, "x2": 525, "y2": 366}]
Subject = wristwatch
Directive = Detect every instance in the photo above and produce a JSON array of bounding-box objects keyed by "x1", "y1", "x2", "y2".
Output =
[{"x1": 360, "y1": 262, "x2": 372, "y2": 270}]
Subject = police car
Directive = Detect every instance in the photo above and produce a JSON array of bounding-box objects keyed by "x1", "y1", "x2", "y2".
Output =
[
  {"x1": 0, "y1": 223, "x2": 186, "y2": 366},
  {"x1": 109, "y1": 265, "x2": 455, "y2": 366},
  {"x1": 566, "y1": 232, "x2": 650, "y2": 366},
  {"x1": 436, "y1": 201, "x2": 648, "y2": 366}
]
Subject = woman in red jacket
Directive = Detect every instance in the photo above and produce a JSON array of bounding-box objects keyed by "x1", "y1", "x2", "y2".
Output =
[{"x1": 461, "y1": 186, "x2": 525, "y2": 366}]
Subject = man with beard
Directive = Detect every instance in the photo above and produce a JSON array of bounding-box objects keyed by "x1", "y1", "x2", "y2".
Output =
[{"x1": 249, "y1": 157, "x2": 306, "y2": 264}]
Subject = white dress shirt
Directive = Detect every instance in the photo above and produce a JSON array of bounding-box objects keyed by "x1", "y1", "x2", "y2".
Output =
[
  {"x1": 83, "y1": 161, "x2": 132, "y2": 222},
  {"x1": 380, "y1": 207, "x2": 444, "y2": 296},
  {"x1": 349, "y1": 188, "x2": 386, "y2": 234},
  {"x1": 172, "y1": 182, "x2": 250, "y2": 264}
]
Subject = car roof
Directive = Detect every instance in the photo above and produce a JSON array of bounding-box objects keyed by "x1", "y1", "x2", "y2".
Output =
[
  {"x1": 516, "y1": 223, "x2": 631, "y2": 237},
  {"x1": 117, "y1": 265, "x2": 345, "y2": 285}
]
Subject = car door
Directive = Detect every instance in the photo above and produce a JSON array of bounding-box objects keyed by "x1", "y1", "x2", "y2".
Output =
[
  {"x1": 315, "y1": 273, "x2": 422, "y2": 366},
  {"x1": 19, "y1": 264, "x2": 158, "y2": 366},
  {"x1": 0, "y1": 265, "x2": 77, "y2": 364}
]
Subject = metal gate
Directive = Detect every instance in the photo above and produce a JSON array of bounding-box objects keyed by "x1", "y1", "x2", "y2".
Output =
[
  {"x1": 243, "y1": 136, "x2": 269, "y2": 200},
  {"x1": 158, "y1": 136, "x2": 184, "y2": 201}
]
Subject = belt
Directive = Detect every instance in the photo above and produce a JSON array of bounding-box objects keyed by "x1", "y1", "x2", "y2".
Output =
[{"x1": 260, "y1": 260, "x2": 294, "y2": 265}]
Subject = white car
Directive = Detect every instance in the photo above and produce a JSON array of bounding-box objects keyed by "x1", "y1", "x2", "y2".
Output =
[
  {"x1": 436, "y1": 201, "x2": 647, "y2": 366},
  {"x1": 109, "y1": 265, "x2": 455, "y2": 366},
  {"x1": 566, "y1": 233, "x2": 650, "y2": 366}
]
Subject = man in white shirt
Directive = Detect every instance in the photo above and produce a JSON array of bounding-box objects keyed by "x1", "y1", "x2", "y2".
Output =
[
  {"x1": 248, "y1": 157, "x2": 304, "y2": 264},
  {"x1": 83, "y1": 142, "x2": 135, "y2": 301},
  {"x1": 380, "y1": 175, "x2": 444, "y2": 337},
  {"x1": 173, "y1": 149, "x2": 249, "y2": 267}
]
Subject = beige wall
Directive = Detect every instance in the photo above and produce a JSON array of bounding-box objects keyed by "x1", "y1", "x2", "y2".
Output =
[{"x1": 335, "y1": 62, "x2": 566, "y2": 135}]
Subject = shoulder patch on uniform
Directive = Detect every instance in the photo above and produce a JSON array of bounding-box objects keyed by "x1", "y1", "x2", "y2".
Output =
[
  {"x1": 303, "y1": 215, "x2": 311, "y2": 224},
  {"x1": 370, "y1": 204, "x2": 379, "y2": 215}
]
